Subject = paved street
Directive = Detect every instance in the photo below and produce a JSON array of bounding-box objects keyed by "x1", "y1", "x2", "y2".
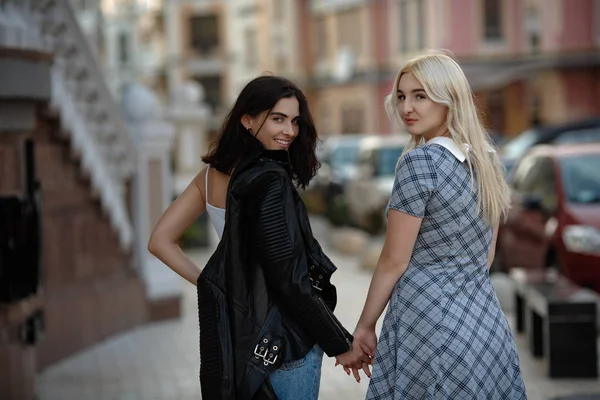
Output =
[{"x1": 37, "y1": 217, "x2": 600, "y2": 399}]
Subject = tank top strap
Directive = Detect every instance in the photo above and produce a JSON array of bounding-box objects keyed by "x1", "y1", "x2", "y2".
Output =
[{"x1": 205, "y1": 166, "x2": 210, "y2": 205}]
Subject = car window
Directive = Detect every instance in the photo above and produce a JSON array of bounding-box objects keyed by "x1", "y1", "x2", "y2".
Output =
[
  {"x1": 374, "y1": 146, "x2": 404, "y2": 177},
  {"x1": 553, "y1": 128, "x2": 600, "y2": 145},
  {"x1": 501, "y1": 130, "x2": 539, "y2": 160},
  {"x1": 514, "y1": 156, "x2": 557, "y2": 211},
  {"x1": 560, "y1": 154, "x2": 600, "y2": 204},
  {"x1": 329, "y1": 143, "x2": 360, "y2": 167},
  {"x1": 529, "y1": 158, "x2": 557, "y2": 211},
  {"x1": 510, "y1": 155, "x2": 536, "y2": 191}
]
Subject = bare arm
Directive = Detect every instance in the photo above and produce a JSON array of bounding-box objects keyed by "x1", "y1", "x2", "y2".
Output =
[
  {"x1": 487, "y1": 222, "x2": 500, "y2": 269},
  {"x1": 147, "y1": 167, "x2": 208, "y2": 285},
  {"x1": 355, "y1": 209, "x2": 423, "y2": 330}
]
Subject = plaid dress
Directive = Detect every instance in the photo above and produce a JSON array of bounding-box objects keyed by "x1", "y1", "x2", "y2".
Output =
[{"x1": 366, "y1": 143, "x2": 527, "y2": 400}]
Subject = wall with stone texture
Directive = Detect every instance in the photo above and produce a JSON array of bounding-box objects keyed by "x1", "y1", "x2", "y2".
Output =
[{"x1": 0, "y1": 106, "x2": 148, "y2": 400}]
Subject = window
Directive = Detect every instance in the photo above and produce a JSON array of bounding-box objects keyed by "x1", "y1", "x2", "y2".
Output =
[
  {"x1": 398, "y1": 0, "x2": 426, "y2": 51},
  {"x1": 337, "y1": 9, "x2": 361, "y2": 55},
  {"x1": 341, "y1": 104, "x2": 365, "y2": 134},
  {"x1": 375, "y1": 146, "x2": 405, "y2": 177},
  {"x1": 525, "y1": 7, "x2": 541, "y2": 53},
  {"x1": 561, "y1": 154, "x2": 600, "y2": 204},
  {"x1": 554, "y1": 128, "x2": 600, "y2": 145},
  {"x1": 486, "y1": 89, "x2": 504, "y2": 133},
  {"x1": 503, "y1": 129, "x2": 539, "y2": 161},
  {"x1": 483, "y1": 0, "x2": 503, "y2": 41},
  {"x1": 190, "y1": 15, "x2": 219, "y2": 54},
  {"x1": 194, "y1": 76, "x2": 222, "y2": 111},
  {"x1": 315, "y1": 17, "x2": 327, "y2": 61}
]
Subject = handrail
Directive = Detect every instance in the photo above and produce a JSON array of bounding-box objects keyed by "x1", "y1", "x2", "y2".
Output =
[{"x1": 0, "y1": 0, "x2": 135, "y2": 249}]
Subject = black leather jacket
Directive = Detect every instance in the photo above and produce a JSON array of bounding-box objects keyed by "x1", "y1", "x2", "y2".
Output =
[{"x1": 197, "y1": 149, "x2": 353, "y2": 400}]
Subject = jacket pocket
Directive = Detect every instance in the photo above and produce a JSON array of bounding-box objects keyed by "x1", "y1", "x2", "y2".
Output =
[{"x1": 278, "y1": 356, "x2": 306, "y2": 371}]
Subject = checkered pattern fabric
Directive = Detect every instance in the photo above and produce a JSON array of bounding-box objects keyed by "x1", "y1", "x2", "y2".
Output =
[{"x1": 367, "y1": 145, "x2": 527, "y2": 399}]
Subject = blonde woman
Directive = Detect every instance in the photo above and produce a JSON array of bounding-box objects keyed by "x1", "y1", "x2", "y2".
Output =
[{"x1": 344, "y1": 52, "x2": 527, "y2": 398}]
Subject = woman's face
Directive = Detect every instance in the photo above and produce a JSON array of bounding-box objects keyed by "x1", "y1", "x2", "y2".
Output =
[
  {"x1": 242, "y1": 96, "x2": 300, "y2": 150},
  {"x1": 396, "y1": 72, "x2": 448, "y2": 141}
]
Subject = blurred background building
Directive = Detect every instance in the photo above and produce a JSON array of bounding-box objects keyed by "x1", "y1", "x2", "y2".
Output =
[
  {"x1": 0, "y1": 0, "x2": 599, "y2": 399},
  {"x1": 69, "y1": 0, "x2": 600, "y2": 140}
]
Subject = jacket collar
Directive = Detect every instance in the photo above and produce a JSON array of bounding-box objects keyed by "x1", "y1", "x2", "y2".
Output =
[
  {"x1": 232, "y1": 144, "x2": 292, "y2": 186},
  {"x1": 243, "y1": 135, "x2": 291, "y2": 166},
  {"x1": 259, "y1": 149, "x2": 290, "y2": 165}
]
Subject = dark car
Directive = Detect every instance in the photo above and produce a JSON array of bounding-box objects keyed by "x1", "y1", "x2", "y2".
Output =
[
  {"x1": 500, "y1": 118, "x2": 600, "y2": 176},
  {"x1": 305, "y1": 134, "x2": 367, "y2": 217},
  {"x1": 345, "y1": 135, "x2": 409, "y2": 233},
  {"x1": 496, "y1": 143, "x2": 600, "y2": 292}
]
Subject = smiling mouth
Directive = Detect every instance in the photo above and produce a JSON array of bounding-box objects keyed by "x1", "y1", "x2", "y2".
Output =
[{"x1": 274, "y1": 139, "x2": 291, "y2": 146}]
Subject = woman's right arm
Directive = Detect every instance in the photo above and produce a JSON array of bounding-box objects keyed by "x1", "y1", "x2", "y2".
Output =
[
  {"x1": 352, "y1": 149, "x2": 436, "y2": 359},
  {"x1": 147, "y1": 168, "x2": 208, "y2": 285}
]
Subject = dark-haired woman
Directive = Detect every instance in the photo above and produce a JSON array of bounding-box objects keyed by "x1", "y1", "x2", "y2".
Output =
[{"x1": 148, "y1": 76, "x2": 371, "y2": 399}]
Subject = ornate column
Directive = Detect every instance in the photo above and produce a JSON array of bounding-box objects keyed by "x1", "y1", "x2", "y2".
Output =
[
  {"x1": 167, "y1": 81, "x2": 216, "y2": 246},
  {"x1": 123, "y1": 84, "x2": 180, "y2": 321}
]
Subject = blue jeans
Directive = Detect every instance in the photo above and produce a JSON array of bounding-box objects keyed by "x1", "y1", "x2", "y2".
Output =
[{"x1": 269, "y1": 345, "x2": 324, "y2": 400}]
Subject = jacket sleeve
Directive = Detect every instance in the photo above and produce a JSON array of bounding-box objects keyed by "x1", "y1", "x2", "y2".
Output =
[{"x1": 251, "y1": 172, "x2": 353, "y2": 357}]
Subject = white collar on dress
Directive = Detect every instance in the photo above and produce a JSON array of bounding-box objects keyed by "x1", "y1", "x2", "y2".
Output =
[{"x1": 426, "y1": 137, "x2": 467, "y2": 162}]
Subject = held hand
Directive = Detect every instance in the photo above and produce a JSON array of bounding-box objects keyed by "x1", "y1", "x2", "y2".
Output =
[
  {"x1": 334, "y1": 345, "x2": 372, "y2": 382},
  {"x1": 353, "y1": 325, "x2": 378, "y2": 361}
]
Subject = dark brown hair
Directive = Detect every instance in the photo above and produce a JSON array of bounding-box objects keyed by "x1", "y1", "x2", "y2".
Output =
[{"x1": 202, "y1": 76, "x2": 320, "y2": 188}]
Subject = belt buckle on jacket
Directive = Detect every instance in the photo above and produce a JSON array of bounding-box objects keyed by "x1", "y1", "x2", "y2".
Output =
[
  {"x1": 254, "y1": 338, "x2": 269, "y2": 359},
  {"x1": 254, "y1": 337, "x2": 280, "y2": 367}
]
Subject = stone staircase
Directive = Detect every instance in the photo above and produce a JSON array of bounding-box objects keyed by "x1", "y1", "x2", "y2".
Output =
[{"x1": 0, "y1": 0, "x2": 135, "y2": 249}]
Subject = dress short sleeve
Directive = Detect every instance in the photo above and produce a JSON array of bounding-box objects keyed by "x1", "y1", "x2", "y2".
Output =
[{"x1": 386, "y1": 148, "x2": 437, "y2": 218}]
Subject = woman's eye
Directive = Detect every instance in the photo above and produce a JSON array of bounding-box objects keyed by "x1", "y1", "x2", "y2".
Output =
[
  {"x1": 397, "y1": 95, "x2": 405, "y2": 101},
  {"x1": 274, "y1": 117, "x2": 283, "y2": 122},
  {"x1": 416, "y1": 94, "x2": 426, "y2": 100},
  {"x1": 292, "y1": 119, "x2": 300, "y2": 125}
]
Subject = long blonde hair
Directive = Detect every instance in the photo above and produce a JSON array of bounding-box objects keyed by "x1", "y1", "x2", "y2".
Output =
[{"x1": 385, "y1": 51, "x2": 510, "y2": 226}]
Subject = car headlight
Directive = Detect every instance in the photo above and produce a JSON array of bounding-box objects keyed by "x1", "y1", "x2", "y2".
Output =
[{"x1": 562, "y1": 225, "x2": 600, "y2": 255}]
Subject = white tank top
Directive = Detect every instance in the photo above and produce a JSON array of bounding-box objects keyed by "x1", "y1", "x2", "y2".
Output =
[{"x1": 205, "y1": 167, "x2": 226, "y2": 239}]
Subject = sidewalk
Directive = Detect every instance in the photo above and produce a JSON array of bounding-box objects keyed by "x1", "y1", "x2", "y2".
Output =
[
  {"x1": 36, "y1": 246, "x2": 371, "y2": 400},
  {"x1": 37, "y1": 217, "x2": 600, "y2": 399}
]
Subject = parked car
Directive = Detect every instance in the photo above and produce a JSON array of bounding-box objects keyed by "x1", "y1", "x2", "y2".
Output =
[
  {"x1": 496, "y1": 143, "x2": 600, "y2": 292},
  {"x1": 345, "y1": 135, "x2": 409, "y2": 233},
  {"x1": 305, "y1": 134, "x2": 368, "y2": 221},
  {"x1": 500, "y1": 118, "x2": 600, "y2": 176}
]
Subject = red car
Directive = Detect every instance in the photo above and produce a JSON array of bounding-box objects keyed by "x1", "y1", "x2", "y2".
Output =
[{"x1": 496, "y1": 143, "x2": 600, "y2": 292}]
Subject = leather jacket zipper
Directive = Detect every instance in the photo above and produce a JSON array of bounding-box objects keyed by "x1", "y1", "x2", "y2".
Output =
[{"x1": 315, "y1": 295, "x2": 352, "y2": 348}]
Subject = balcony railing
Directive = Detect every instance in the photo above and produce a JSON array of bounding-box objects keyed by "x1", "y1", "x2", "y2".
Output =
[{"x1": 0, "y1": 0, "x2": 135, "y2": 249}]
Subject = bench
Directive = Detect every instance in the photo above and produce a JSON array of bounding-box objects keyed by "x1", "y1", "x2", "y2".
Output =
[{"x1": 510, "y1": 268, "x2": 599, "y2": 378}]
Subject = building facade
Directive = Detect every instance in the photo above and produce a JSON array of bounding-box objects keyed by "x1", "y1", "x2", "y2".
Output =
[
  {"x1": 72, "y1": 0, "x2": 167, "y2": 98},
  {"x1": 227, "y1": 0, "x2": 303, "y2": 102},
  {"x1": 302, "y1": 0, "x2": 600, "y2": 138},
  {"x1": 301, "y1": 0, "x2": 393, "y2": 136},
  {"x1": 0, "y1": 2, "x2": 149, "y2": 398}
]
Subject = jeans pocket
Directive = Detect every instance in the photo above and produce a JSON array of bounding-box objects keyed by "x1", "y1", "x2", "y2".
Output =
[{"x1": 278, "y1": 357, "x2": 306, "y2": 371}]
